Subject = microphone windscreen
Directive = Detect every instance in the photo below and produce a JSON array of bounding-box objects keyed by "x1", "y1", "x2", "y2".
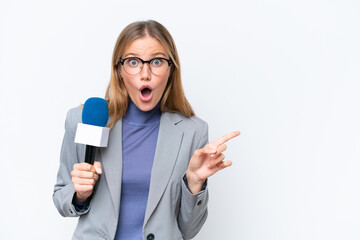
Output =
[{"x1": 82, "y1": 97, "x2": 109, "y2": 127}]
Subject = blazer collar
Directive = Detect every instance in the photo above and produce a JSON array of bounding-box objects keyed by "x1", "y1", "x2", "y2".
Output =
[
  {"x1": 100, "y1": 118, "x2": 123, "y2": 216},
  {"x1": 143, "y1": 112, "x2": 184, "y2": 226}
]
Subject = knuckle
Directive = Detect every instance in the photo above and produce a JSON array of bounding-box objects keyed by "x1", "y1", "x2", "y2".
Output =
[
  {"x1": 87, "y1": 164, "x2": 92, "y2": 170},
  {"x1": 73, "y1": 163, "x2": 79, "y2": 170},
  {"x1": 83, "y1": 163, "x2": 91, "y2": 171},
  {"x1": 90, "y1": 179, "x2": 96, "y2": 185},
  {"x1": 209, "y1": 143, "x2": 216, "y2": 149}
]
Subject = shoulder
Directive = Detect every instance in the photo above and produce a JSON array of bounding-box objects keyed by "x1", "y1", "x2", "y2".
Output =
[
  {"x1": 64, "y1": 105, "x2": 83, "y2": 134},
  {"x1": 162, "y1": 111, "x2": 209, "y2": 149},
  {"x1": 162, "y1": 111, "x2": 208, "y2": 135}
]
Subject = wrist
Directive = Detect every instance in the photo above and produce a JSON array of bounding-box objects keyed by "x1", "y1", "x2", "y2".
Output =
[
  {"x1": 75, "y1": 193, "x2": 89, "y2": 202},
  {"x1": 185, "y1": 171, "x2": 206, "y2": 194}
]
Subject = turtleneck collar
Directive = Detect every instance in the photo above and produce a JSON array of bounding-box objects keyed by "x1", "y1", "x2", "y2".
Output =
[{"x1": 123, "y1": 99, "x2": 161, "y2": 125}]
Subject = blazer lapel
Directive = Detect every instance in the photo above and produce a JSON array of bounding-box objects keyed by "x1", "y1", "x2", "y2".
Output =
[
  {"x1": 99, "y1": 118, "x2": 123, "y2": 216},
  {"x1": 143, "y1": 112, "x2": 184, "y2": 226}
]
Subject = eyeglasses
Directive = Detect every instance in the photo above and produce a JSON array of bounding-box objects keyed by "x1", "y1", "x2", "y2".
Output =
[{"x1": 118, "y1": 57, "x2": 172, "y2": 76}]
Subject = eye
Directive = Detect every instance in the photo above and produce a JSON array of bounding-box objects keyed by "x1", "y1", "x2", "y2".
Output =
[
  {"x1": 151, "y1": 58, "x2": 163, "y2": 66},
  {"x1": 127, "y1": 58, "x2": 139, "y2": 67}
]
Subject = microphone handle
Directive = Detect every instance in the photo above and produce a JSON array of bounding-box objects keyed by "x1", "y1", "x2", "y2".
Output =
[{"x1": 85, "y1": 145, "x2": 96, "y2": 165}]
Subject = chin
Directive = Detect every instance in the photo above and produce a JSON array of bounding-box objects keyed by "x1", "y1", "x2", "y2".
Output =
[{"x1": 135, "y1": 101, "x2": 157, "y2": 112}]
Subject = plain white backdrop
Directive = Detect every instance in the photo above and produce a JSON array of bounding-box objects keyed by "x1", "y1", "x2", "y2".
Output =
[{"x1": 1, "y1": 0, "x2": 360, "y2": 239}]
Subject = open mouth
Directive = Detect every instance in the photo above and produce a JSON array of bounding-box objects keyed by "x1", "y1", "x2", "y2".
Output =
[
  {"x1": 141, "y1": 88, "x2": 152, "y2": 97},
  {"x1": 139, "y1": 86, "x2": 153, "y2": 102}
]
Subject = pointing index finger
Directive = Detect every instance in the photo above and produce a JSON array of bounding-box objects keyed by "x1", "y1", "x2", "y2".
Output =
[{"x1": 211, "y1": 131, "x2": 240, "y2": 146}]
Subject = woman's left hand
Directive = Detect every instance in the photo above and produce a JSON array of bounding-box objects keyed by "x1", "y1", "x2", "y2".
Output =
[{"x1": 186, "y1": 131, "x2": 240, "y2": 194}]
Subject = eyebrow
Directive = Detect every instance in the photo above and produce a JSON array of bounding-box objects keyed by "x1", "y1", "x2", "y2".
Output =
[{"x1": 123, "y1": 52, "x2": 167, "y2": 58}]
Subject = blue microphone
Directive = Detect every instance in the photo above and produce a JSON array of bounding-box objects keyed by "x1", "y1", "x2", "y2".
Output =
[
  {"x1": 82, "y1": 97, "x2": 109, "y2": 127},
  {"x1": 76, "y1": 97, "x2": 109, "y2": 165}
]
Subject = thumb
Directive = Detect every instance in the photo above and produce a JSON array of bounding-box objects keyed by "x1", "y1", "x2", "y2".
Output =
[{"x1": 94, "y1": 161, "x2": 102, "y2": 174}]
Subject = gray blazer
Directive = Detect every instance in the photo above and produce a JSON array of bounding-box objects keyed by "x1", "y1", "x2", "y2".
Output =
[{"x1": 53, "y1": 106, "x2": 209, "y2": 240}]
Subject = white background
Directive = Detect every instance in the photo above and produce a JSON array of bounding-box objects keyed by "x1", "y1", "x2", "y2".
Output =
[{"x1": 1, "y1": 0, "x2": 360, "y2": 239}]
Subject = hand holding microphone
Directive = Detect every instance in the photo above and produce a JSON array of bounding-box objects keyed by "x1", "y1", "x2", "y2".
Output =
[
  {"x1": 71, "y1": 161, "x2": 102, "y2": 202},
  {"x1": 72, "y1": 97, "x2": 109, "y2": 202}
]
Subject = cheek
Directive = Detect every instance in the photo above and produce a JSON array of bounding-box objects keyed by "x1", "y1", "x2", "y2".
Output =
[
  {"x1": 157, "y1": 77, "x2": 169, "y2": 96},
  {"x1": 161, "y1": 72, "x2": 171, "y2": 90},
  {"x1": 121, "y1": 73, "x2": 136, "y2": 92}
]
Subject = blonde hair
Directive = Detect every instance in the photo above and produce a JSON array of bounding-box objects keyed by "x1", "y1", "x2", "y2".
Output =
[{"x1": 105, "y1": 20, "x2": 194, "y2": 128}]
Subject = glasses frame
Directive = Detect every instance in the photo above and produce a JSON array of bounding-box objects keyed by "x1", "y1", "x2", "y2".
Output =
[{"x1": 118, "y1": 57, "x2": 173, "y2": 75}]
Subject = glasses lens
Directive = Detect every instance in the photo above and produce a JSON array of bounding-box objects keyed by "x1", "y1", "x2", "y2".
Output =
[
  {"x1": 150, "y1": 58, "x2": 169, "y2": 75},
  {"x1": 124, "y1": 58, "x2": 142, "y2": 75}
]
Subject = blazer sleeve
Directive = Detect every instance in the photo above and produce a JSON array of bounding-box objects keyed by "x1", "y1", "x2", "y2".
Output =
[
  {"x1": 53, "y1": 108, "x2": 90, "y2": 217},
  {"x1": 178, "y1": 121, "x2": 209, "y2": 239}
]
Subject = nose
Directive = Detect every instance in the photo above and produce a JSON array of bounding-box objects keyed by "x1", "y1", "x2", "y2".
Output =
[{"x1": 140, "y1": 63, "x2": 151, "y2": 81}]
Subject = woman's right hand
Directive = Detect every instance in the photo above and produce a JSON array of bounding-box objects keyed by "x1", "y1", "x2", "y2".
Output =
[{"x1": 71, "y1": 161, "x2": 102, "y2": 202}]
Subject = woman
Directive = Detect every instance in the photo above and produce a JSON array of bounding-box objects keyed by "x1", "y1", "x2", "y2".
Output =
[{"x1": 53, "y1": 20, "x2": 239, "y2": 240}]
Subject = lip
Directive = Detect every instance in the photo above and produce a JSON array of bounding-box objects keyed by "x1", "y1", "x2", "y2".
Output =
[
  {"x1": 139, "y1": 85, "x2": 153, "y2": 102},
  {"x1": 139, "y1": 85, "x2": 153, "y2": 91}
]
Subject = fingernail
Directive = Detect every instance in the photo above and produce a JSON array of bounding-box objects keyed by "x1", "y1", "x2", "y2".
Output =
[{"x1": 95, "y1": 166, "x2": 101, "y2": 173}]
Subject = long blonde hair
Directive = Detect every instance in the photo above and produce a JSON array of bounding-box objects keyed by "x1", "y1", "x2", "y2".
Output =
[{"x1": 105, "y1": 20, "x2": 194, "y2": 128}]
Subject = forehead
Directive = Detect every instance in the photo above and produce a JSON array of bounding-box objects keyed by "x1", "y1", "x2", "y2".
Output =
[{"x1": 123, "y1": 36, "x2": 168, "y2": 57}]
